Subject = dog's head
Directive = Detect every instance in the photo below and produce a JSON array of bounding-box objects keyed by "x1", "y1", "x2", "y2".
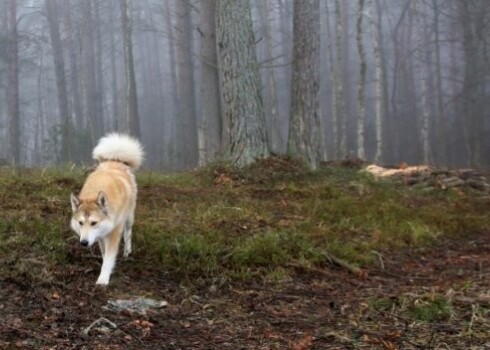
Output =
[{"x1": 70, "y1": 191, "x2": 114, "y2": 247}]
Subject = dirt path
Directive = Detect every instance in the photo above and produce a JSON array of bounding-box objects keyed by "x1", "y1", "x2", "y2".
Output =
[{"x1": 0, "y1": 232, "x2": 489, "y2": 349}]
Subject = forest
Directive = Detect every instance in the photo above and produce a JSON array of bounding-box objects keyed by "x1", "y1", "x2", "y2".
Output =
[
  {"x1": 0, "y1": 0, "x2": 489, "y2": 170},
  {"x1": 0, "y1": 1, "x2": 489, "y2": 349}
]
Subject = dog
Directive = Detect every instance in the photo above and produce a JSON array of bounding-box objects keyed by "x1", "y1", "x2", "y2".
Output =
[{"x1": 70, "y1": 133, "x2": 144, "y2": 285}]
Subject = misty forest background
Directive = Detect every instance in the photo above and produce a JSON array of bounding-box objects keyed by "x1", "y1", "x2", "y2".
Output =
[{"x1": 0, "y1": 0, "x2": 488, "y2": 171}]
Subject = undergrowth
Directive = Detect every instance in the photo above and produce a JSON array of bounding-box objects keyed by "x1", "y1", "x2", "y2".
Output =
[{"x1": 0, "y1": 157, "x2": 488, "y2": 283}]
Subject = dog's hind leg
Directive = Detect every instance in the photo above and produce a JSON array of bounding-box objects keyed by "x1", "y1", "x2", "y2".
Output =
[
  {"x1": 96, "y1": 224, "x2": 123, "y2": 285},
  {"x1": 123, "y1": 212, "x2": 134, "y2": 258}
]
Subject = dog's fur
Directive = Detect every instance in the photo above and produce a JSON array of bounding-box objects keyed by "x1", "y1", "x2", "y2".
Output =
[{"x1": 70, "y1": 133, "x2": 144, "y2": 285}]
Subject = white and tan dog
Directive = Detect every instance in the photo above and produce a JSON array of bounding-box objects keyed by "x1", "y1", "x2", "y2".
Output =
[{"x1": 70, "y1": 133, "x2": 144, "y2": 285}]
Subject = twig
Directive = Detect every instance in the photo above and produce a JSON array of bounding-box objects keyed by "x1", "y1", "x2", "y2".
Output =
[
  {"x1": 83, "y1": 317, "x2": 117, "y2": 335},
  {"x1": 371, "y1": 250, "x2": 385, "y2": 270},
  {"x1": 324, "y1": 252, "x2": 363, "y2": 276}
]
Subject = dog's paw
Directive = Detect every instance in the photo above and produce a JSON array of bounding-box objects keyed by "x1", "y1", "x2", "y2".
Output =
[
  {"x1": 96, "y1": 277, "x2": 110, "y2": 286},
  {"x1": 123, "y1": 247, "x2": 131, "y2": 258}
]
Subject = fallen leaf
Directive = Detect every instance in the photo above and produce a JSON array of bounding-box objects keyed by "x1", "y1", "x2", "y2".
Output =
[{"x1": 293, "y1": 333, "x2": 313, "y2": 350}]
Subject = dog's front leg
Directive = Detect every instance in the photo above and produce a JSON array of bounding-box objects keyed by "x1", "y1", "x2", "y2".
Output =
[{"x1": 96, "y1": 225, "x2": 122, "y2": 285}]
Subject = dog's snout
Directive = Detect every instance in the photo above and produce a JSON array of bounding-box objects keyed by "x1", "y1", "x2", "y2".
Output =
[{"x1": 80, "y1": 239, "x2": 89, "y2": 247}]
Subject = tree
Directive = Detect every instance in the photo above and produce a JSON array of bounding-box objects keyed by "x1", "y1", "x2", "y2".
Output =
[
  {"x1": 199, "y1": 0, "x2": 221, "y2": 165},
  {"x1": 257, "y1": 0, "x2": 281, "y2": 153},
  {"x1": 6, "y1": 0, "x2": 20, "y2": 166},
  {"x1": 288, "y1": 0, "x2": 321, "y2": 170},
  {"x1": 81, "y1": 0, "x2": 103, "y2": 145},
  {"x1": 45, "y1": 0, "x2": 71, "y2": 162},
  {"x1": 120, "y1": 0, "x2": 141, "y2": 138},
  {"x1": 368, "y1": 0, "x2": 384, "y2": 163},
  {"x1": 175, "y1": 0, "x2": 197, "y2": 168},
  {"x1": 356, "y1": 0, "x2": 366, "y2": 159},
  {"x1": 216, "y1": 0, "x2": 269, "y2": 167}
]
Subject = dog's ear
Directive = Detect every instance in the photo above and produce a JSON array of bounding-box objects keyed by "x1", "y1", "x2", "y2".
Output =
[
  {"x1": 97, "y1": 191, "x2": 108, "y2": 212},
  {"x1": 70, "y1": 193, "x2": 80, "y2": 212}
]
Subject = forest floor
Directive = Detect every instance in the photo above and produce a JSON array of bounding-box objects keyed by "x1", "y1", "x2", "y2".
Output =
[{"x1": 0, "y1": 158, "x2": 488, "y2": 349}]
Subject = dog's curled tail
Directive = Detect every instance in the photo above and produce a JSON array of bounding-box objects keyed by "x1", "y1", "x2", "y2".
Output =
[{"x1": 92, "y1": 133, "x2": 144, "y2": 170}]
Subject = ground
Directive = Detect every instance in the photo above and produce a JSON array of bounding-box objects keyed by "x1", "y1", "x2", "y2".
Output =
[{"x1": 0, "y1": 159, "x2": 488, "y2": 349}]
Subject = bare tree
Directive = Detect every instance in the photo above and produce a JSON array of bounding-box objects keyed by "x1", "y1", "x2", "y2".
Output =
[
  {"x1": 120, "y1": 0, "x2": 141, "y2": 137},
  {"x1": 216, "y1": 0, "x2": 269, "y2": 166},
  {"x1": 288, "y1": 0, "x2": 321, "y2": 170}
]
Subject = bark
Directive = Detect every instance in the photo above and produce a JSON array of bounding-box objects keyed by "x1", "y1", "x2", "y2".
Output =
[
  {"x1": 45, "y1": 0, "x2": 71, "y2": 162},
  {"x1": 288, "y1": 0, "x2": 321, "y2": 170},
  {"x1": 356, "y1": 0, "x2": 366, "y2": 160},
  {"x1": 7, "y1": 0, "x2": 20, "y2": 166},
  {"x1": 199, "y1": 0, "x2": 222, "y2": 165},
  {"x1": 120, "y1": 0, "x2": 141, "y2": 138},
  {"x1": 216, "y1": 0, "x2": 270, "y2": 167}
]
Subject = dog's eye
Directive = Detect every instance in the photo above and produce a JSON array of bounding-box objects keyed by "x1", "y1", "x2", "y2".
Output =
[
  {"x1": 90, "y1": 221, "x2": 97, "y2": 227},
  {"x1": 78, "y1": 221, "x2": 83, "y2": 226}
]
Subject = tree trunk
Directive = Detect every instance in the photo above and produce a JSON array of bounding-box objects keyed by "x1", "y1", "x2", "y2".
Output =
[
  {"x1": 120, "y1": 0, "x2": 141, "y2": 138},
  {"x1": 108, "y1": 0, "x2": 120, "y2": 130},
  {"x1": 175, "y1": 0, "x2": 197, "y2": 168},
  {"x1": 162, "y1": 0, "x2": 179, "y2": 169},
  {"x1": 432, "y1": 0, "x2": 446, "y2": 165},
  {"x1": 368, "y1": 0, "x2": 383, "y2": 163},
  {"x1": 199, "y1": 0, "x2": 222, "y2": 165},
  {"x1": 416, "y1": 2, "x2": 430, "y2": 164},
  {"x1": 287, "y1": 0, "x2": 321, "y2": 170},
  {"x1": 257, "y1": 0, "x2": 281, "y2": 154},
  {"x1": 334, "y1": 0, "x2": 348, "y2": 157},
  {"x1": 216, "y1": 0, "x2": 269, "y2": 167},
  {"x1": 81, "y1": 0, "x2": 103, "y2": 145},
  {"x1": 45, "y1": 0, "x2": 71, "y2": 162},
  {"x1": 324, "y1": 1, "x2": 339, "y2": 158},
  {"x1": 63, "y1": 0, "x2": 83, "y2": 132},
  {"x1": 356, "y1": 0, "x2": 366, "y2": 159},
  {"x1": 94, "y1": 0, "x2": 106, "y2": 132},
  {"x1": 7, "y1": 0, "x2": 20, "y2": 166}
]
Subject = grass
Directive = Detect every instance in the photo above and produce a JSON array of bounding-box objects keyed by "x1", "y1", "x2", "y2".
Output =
[{"x1": 0, "y1": 157, "x2": 488, "y2": 282}]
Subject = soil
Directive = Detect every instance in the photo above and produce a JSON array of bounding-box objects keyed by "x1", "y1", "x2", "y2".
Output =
[{"x1": 0, "y1": 232, "x2": 488, "y2": 349}]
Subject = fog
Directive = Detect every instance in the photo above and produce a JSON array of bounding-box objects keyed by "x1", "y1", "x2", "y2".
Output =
[{"x1": 0, "y1": 0, "x2": 488, "y2": 169}]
